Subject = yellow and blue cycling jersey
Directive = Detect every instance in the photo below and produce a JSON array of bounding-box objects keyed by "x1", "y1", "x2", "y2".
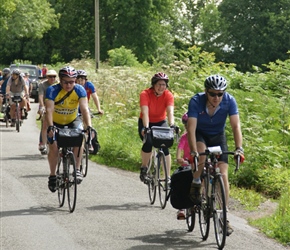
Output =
[{"x1": 46, "y1": 83, "x2": 87, "y2": 125}]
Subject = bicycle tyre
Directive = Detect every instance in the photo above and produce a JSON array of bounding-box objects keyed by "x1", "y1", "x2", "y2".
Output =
[
  {"x1": 67, "y1": 152, "x2": 77, "y2": 213},
  {"x1": 147, "y1": 150, "x2": 157, "y2": 205},
  {"x1": 56, "y1": 155, "x2": 66, "y2": 207},
  {"x1": 158, "y1": 152, "x2": 168, "y2": 209},
  {"x1": 213, "y1": 174, "x2": 227, "y2": 250},
  {"x1": 186, "y1": 207, "x2": 196, "y2": 232},
  {"x1": 81, "y1": 138, "x2": 89, "y2": 177},
  {"x1": 199, "y1": 172, "x2": 210, "y2": 240},
  {"x1": 16, "y1": 105, "x2": 20, "y2": 132}
]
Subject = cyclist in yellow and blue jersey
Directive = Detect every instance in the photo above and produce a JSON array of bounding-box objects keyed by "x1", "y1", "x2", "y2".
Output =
[{"x1": 45, "y1": 66, "x2": 92, "y2": 192}]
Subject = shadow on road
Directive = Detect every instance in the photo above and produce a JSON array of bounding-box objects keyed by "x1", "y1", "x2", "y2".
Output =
[
  {"x1": 126, "y1": 229, "x2": 216, "y2": 250},
  {"x1": 1, "y1": 154, "x2": 45, "y2": 161},
  {"x1": 87, "y1": 202, "x2": 155, "y2": 211},
  {"x1": 0, "y1": 206, "x2": 66, "y2": 218}
]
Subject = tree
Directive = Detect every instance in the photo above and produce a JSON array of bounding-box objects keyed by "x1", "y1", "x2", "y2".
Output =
[
  {"x1": 218, "y1": 0, "x2": 290, "y2": 71},
  {"x1": 0, "y1": 0, "x2": 58, "y2": 64}
]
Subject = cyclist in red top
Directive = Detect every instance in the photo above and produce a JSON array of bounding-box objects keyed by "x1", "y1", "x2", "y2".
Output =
[{"x1": 138, "y1": 72, "x2": 175, "y2": 183}]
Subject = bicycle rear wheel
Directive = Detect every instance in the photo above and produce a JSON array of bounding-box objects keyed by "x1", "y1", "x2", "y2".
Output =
[
  {"x1": 56, "y1": 155, "x2": 65, "y2": 207},
  {"x1": 186, "y1": 207, "x2": 196, "y2": 232},
  {"x1": 147, "y1": 151, "x2": 157, "y2": 204},
  {"x1": 67, "y1": 152, "x2": 77, "y2": 213},
  {"x1": 158, "y1": 152, "x2": 168, "y2": 209},
  {"x1": 199, "y1": 173, "x2": 210, "y2": 240},
  {"x1": 213, "y1": 174, "x2": 227, "y2": 249},
  {"x1": 81, "y1": 137, "x2": 89, "y2": 177}
]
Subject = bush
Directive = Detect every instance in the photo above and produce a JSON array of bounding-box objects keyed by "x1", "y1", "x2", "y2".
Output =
[{"x1": 108, "y1": 46, "x2": 139, "y2": 67}]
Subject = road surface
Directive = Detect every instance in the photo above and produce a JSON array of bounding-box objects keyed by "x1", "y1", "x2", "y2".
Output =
[{"x1": 0, "y1": 102, "x2": 289, "y2": 250}]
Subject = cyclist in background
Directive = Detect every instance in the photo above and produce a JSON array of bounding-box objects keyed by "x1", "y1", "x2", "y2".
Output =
[
  {"x1": 138, "y1": 72, "x2": 175, "y2": 183},
  {"x1": 0, "y1": 68, "x2": 11, "y2": 109},
  {"x1": 45, "y1": 66, "x2": 92, "y2": 192},
  {"x1": 76, "y1": 70, "x2": 104, "y2": 115},
  {"x1": 38, "y1": 69, "x2": 58, "y2": 154},
  {"x1": 187, "y1": 74, "x2": 244, "y2": 236},
  {"x1": 175, "y1": 113, "x2": 190, "y2": 220},
  {"x1": 6, "y1": 69, "x2": 29, "y2": 127}
]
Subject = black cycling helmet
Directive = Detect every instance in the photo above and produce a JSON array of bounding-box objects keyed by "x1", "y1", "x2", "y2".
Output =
[
  {"x1": 204, "y1": 75, "x2": 227, "y2": 91},
  {"x1": 12, "y1": 69, "x2": 21, "y2": 75},
  {"x1": 59, "y1": 66, "x2": 77, "y2": 78},
  {"x1": 151, "y1": 72, "x2": 169, "y2": 87},
  {"x1": 77, "y1": 69, "x2": 87, "y2": 78}
]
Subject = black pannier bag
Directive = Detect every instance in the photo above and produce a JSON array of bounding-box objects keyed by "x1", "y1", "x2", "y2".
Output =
[
  {"x1": 90, "y1": 128, "x2": 100, "y2": 155},
  {"x1": 170, "y1": 166, "x2": 197, "y2": 209},
  {"x1": 151, "y1": 126, "x2": 174, "y2": 148}
]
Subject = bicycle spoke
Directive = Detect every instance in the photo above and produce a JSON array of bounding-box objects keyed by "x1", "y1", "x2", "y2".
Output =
[{"x1": 199, "y1": 174, "x2": 210, "y2": 240}]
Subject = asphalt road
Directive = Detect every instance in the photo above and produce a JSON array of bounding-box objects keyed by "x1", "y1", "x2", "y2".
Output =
[{"x1": 0, "y1": 102, "x2": 289, "y2": 250}]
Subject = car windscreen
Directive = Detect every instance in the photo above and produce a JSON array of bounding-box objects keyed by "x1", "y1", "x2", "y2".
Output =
[{"x1": 10, "y1": 66, "x2": 38, "y2": 78}]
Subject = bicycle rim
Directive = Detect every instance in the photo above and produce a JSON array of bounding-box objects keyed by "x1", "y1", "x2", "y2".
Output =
[
  {"x1": 186, "y1": 207, "x2": 196, "y2": 232},
  {"x1": 199, "y1": 174, "x2": 210, "y2": 240},
  {"x1": 158, "y1": 152, "x2": 168, "y2": 209},
  {"x1": 81, "y1": 140, "x2": 89, "y2": 177},
  {"x1": 67, "y1": 153, "x2": 77, "y2": 213},
  {"x1": 147, "y1": 151, "x2": 157, "y2": 204},
  {"x1": 56, "y1": 156, "x2": 65, "y2": 207},
  {"x1": 213, "y1": 174, "x2": 227, "y2": 249}
]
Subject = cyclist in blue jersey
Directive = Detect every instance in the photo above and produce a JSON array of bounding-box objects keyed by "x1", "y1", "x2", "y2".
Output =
[
  {"x1": 187, "y1": 75, "x2": 244, "y2": 236},
  {"x1": 0, "y1": 68, "x2": 11, "y2": 109},
  {"x1": 45, "y1": 66, "x2": 92, "y2": 192}
]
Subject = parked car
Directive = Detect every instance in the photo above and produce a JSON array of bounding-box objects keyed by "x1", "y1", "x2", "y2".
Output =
[{"x1": 9, "y1": 64, "x2": 41, "y2": 103}]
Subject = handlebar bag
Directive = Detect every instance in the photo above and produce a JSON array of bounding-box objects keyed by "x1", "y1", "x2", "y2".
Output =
[
  {"x1": 151, "y1": 126, "x2": 174, "y2": 148},
  {"x1": 56, "y1": 128, "x2": 83, "y2": 148}
]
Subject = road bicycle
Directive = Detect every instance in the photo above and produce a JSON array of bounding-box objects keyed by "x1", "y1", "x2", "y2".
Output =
[
  {"x1": 11, "y1": 94, "x2": 23, "y2": 132},
  {"x1": 79, "y1": 111, "x2": 101, "y2": 177},
  {"x1": 146, "y1": 126, "x2": 179, "y2": 209},
  {"x1": 190, "y1": 146, "x2": 241, "y2": 250},
  {"x1": 53, "y1": 127, "x2": 85, "y2": 213}
]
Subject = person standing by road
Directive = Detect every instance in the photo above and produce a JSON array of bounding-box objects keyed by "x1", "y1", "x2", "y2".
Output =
[
  {"x1": 45, "y1": 66, "x2": 92, "y2": 192},
  {"x1": 187, "y1": 74, "x2": 244, "y2": 236},
  {"x1": 38, "y1": 69, "x2": 58, "y2": 154},
  {"x1": 138, "y1": 72, "x2": 175, "y2": 183}
]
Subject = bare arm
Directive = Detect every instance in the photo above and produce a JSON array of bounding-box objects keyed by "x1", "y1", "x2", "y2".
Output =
[
  {"x1": 166, "y1": 105, "x2": 174, "y2": 126},
  {"x1": 229, "y1": 114, "x2": 243, "y2": 149},
  {"x1": 187, "y1": 117, "x2": 198, "y2": 153},
  {"x1": 91, "y1": 92, "x2": 103, "y2": 114},
  {"x1": 141, "y1": 105, "x2": 149, "y2": 128},
  {"x1": 45, "y1": 99, "x2": 54, "y2": 127},
  {"x1": 79, "y1": 97, "x2": 92, "y2": 128}
]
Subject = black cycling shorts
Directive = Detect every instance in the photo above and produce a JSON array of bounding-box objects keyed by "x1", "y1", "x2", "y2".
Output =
[{"x1": 196, "y1": 131, "x2": 229, "y2": 163}]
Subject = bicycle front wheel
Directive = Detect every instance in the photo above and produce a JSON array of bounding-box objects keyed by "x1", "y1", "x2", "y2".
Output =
[
  {"x1": 213, "y1": 174, "x2": 227, "y2": 249},
  {"x1": 186, "y1": 207, "x2": 196, "y2": 232},
  {"x1": 158, "y1": 152, "x2": 168, "y2": 209},
  {"x1": 67, "y1": 152, "x2": 77, "y2": 213},
  {"x1": 147, "y1": 151, "x2": 157, "y2": 205},
  {"x1": 15, "y1": 105, "x2": 20, "y2": 132},
  {"x1": 199, "y1": 173, "x2": 210, "y2": 240},
  {"x1": 56, "y1": 155, "x2": 65, "y2": 207},
  {"x1": 81, "y1": 138, "x2": 89, "y2": 177}
]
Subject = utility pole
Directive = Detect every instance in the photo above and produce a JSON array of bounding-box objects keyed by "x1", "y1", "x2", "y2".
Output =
[{"x1": 95, "y1": 0, "x2": 100, "y2": 71}]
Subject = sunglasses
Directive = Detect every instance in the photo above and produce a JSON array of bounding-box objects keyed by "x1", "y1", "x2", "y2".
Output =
[
  {"x1": 62, "y1": 80, "x2": 75, "y2": 85},
  {"x1": 207, "y1": 91, "x2": 224, "y2": 97},
  {"x1": 48, "y1": 76, "x2": 56, "y2": 78}
]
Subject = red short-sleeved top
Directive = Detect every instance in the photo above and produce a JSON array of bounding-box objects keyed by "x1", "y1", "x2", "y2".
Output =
[{"x1": 139, "y1": 88, "x2": 174, "y2": 123}]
